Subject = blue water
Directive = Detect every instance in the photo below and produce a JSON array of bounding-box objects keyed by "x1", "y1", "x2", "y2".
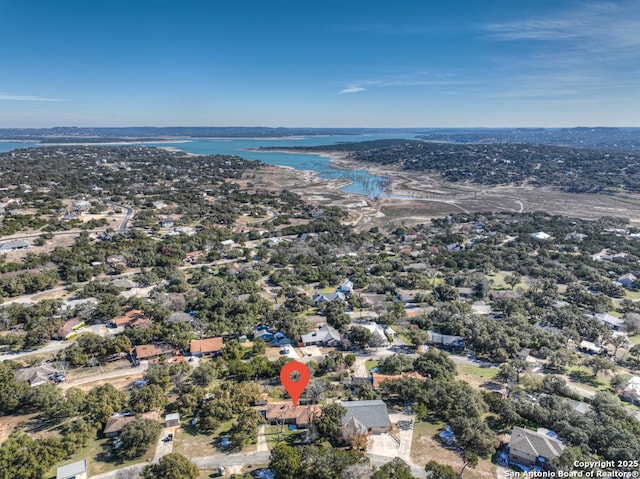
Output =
[{"x1": 0, "y1": 134, "x2": 417, "y2": 198}]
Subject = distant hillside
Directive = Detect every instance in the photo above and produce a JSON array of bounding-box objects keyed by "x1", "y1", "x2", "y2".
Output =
[
  {"x1": 262, "y1": 139, "x2": 640, "y2": 194},
  {"x1": 0, "y1": 126, "x2": 419, "y2": 140}
]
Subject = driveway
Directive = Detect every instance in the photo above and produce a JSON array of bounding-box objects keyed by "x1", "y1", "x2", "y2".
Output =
[{"x1": 153, "y1": 426, "x2": 177, "y2": 463}]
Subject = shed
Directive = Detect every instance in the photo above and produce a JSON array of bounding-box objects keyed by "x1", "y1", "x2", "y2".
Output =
[
  {"x1": 57, "y1": 459, "x2": 88, "y2": 479},
  {"x1": 165, "y1": 412, "x2": 180, "y2": 427}
]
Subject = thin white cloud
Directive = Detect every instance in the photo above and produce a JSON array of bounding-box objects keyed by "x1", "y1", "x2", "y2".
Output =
[
  {"x1": 339, "y1": 86, "x2": 366, "y2": 94},
  {"x1": 0, "y1": 93, "x2": 67, "y2": 102},
  {"x1": 485, "y1": 2, "x2": 640, "y2": 52}
]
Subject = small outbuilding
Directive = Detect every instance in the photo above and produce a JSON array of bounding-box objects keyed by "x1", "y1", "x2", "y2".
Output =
[
  {"x1": 56, "y1": 459, "x2": 88, "y2": 479},
  {"x1": 165, "y1": 412, "x2": 180, "y2": 427}
]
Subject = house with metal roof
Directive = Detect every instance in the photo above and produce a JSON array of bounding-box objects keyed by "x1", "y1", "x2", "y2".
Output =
[
  {"x1": 340, "y1": 400, "x2": 391, "y2": 434},
  {"x1": 0, "y1": 239, "x2": 29, "y2": 251},
  {"x1": 508, "y1": 426, "x2": 565, "y2": 467},
  {"x1": 595, "y1": 313, "x2": 625, "y2": 331},
  {"x1": 56, "y1": 459, "x2": 87, "y2": 479}
]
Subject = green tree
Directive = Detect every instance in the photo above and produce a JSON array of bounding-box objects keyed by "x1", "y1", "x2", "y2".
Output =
[
  {"x1": 347, "y1": 326, "x2": 375, "y2": 349},
  {"x1": 143, "y1": 452, "x2": 199, "y2": 479},
  {"x1": 269, "y1": 442, "x2": 302, "y2": 479},
  {"x1": 459, "y1": 451, "x2": 478, "y2": 477},
  {"x1": 84, "y1": 383, "x2": 127, "y2": 427},
  {"x1": 118, "y1": 418, "x2": 162, "y2": 460},
  {"x1": 313, "y1": 403, "x2": 346, "y2": 446},
  {"x1": 129, "y1": 384, "x2": 168, "y2": 413},
  {"x1": 424, "y1": 461, "x2": 457, "y2": 479},
  {"x1": 372, "y1": 457, "x2": 416, "y2": 479}
]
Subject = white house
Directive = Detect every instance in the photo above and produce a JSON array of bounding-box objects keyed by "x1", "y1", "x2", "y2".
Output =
[
  {"x1": 623, "y1": 377, "x2": 640, "y2": 405},
  {"x1": 531, "y1": 232, "x2": 551, "y2": 240}
]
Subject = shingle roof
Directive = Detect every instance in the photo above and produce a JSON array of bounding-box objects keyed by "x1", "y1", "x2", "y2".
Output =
[
  {"x1": 510, "y1": 427, "x2": 565, "y2": 460},
  {"x1": 103, "y1": 415, "x2": 135, "y2": 435},
  {"x1": 190, "y1": 337, "x2": 224, "y2": 354},
  {"x1": 301, "y1": 325, "x2": 341, "y2": 345},
  {"x1": 340, "y1": 400, "x2": 391, "y2": 430}
]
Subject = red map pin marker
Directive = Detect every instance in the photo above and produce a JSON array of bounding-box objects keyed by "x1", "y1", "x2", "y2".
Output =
[{"x1": 280, "y1": 361, "x2": 310, "y2": 407}]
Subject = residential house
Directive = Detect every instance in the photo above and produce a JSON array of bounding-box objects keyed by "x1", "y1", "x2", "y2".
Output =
[
  {"x1": 159, "y1": 218, "x2": 174, "y2": 228},
  {"x1": 508, "y1": 426, "x2": 565, "y2": 467},
  {"x1": 622, "y1": 376, "x2": 640, "y2": 406},
  {"x1": 618, "y1": 273, "x2": 637, "y2": 288},
  {"x1": 356, "y1": 322, "x2": 395, "y2": 345},
  {"x1": 344, "y1": 376, "x2": 371, "y2": 394},
  {"x1": 131, "y1": 344, "x2": 174, "y2": 361},
  {"x1": 427, "y1": 331, "x2": 465, "y2": 351},
  {"x1": 73, "y1": 200, "x2": 92, "y2": 211},
  {"x1": 15, "y1": 365, "x2": 58, "y2": 387},
  {"x1": 220, "y1": 239, "x2": 235, "y2": 247},
  {"x1": 253, "y1": 325, "x2": 275, "y2": 342},
  {"x1": 312, "y1": 292, "x2": 346, "y2": 306},
  {"x1": 0, "y1": 239, "x2": 29, "y2": 252},
  {"x1": 189, "y1": 337, "x2": 224, "y2": 356},
  {"x1": 261, "y1": 403, "x2": 321, "y2": 428},
  {"x1": 579, "y1": 340, "x2": 603, "y2": 355},
  {"x1": 337, "y1": 279, "x2": 354, "y2": 296},
  {"x1": 531, "y1": 232, "x2": 551, "y2": 240},
  {"x1": 185, "y1": 250, "x2": 205, "y2": 263},
  {"x1": 57, "y1": 318, "x2": 86, "y2": 340},
  {"x1": 56, "y1": 459, "x2": 88, "y2": 479},
  {"x1": 106, "y1": 255, "x2": 127, "y2": 266},
  {"x1": 301, "y1": 326, "x2": 342, "y2": 347},
  {"x1": 371, "y1": 371, "x2": 425, "y2": 390},
  {"x1": 489, "y1": 290, "x2": 522, "y2": 301},
  {"x1": 340, "y1": 400, "x2": 391, "y2": 434},
  {"x1": 103, "y1": 414, "x2": 136, "y2": 437},
  {"x1": 113, "y1": 309, "x2": 147, "y2": 328},
  {"x1": 595, "y1": 313, "x2": 625, "y2": 331}
]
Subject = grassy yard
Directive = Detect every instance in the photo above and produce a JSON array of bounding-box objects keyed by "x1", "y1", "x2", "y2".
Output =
[
  {"x1": 628, "y1": 335, "x2": 640, "y2": 346},
  {"x1": 457, "y1": 364, "x2": 499, "y2": 380},
  {"x1": 50, "y1": 437, "x2": 154, "y2": 478},
  {"x1": 264, "y1": 424, "x2": 305, "y2": 448},
  {"x1": 173, "y1": 421, "x2": 233, "y2": 458},
  {"x1": 486, "y1": 271, "x2": 528, "y2": 291},
  {"x1": 365, "y1": 359, "x2": 380, "y2": 372},
  {"x1": 565, "y1": 366, "x2": 610, "y2": 391}
]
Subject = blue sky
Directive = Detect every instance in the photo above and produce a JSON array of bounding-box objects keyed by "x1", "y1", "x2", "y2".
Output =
[{"x1": 0, "y1": 0, "x2": 638, "y2": 127}]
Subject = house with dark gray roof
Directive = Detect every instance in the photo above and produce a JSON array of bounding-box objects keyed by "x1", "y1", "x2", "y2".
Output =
[
  {"x1": 508, "y1": 426, "x2": 565, "y2": 467},
  {"x1": 595, "y1": 313, "x2": 625, "y2": 331},
  {"x1": 312, "y1": 292, "x2": 346, "y2": 305},
  {"x1": 340, "y1": 400, "x2": 391, "y2": 434}
]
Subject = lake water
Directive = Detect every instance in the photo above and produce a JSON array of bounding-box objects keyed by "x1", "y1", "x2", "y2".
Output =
[{"x1": 0, "y1": 134, "x2": 417, "y2": 198}]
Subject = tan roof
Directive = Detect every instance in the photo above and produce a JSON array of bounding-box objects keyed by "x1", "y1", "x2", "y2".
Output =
[
  {"x1": 190, "y1": 337, "x2": 224, "y2": 354},
  {"x1": 103, "y1": 415, "x2": 135, "y2": 434},
  {"x1": 263, "y1": 403, "x2": 321, "y2": 426},
  {"x1": 134, "y1": 344, "x2": 172, "y2": 359},
  {"x1": 57, "y1": 317, "x2": 84, "y2": 338},
  {"x1": 372, "y1": 371, "x2": 425, "y2": 389},
  {"x1": 185, "y1": 250, "x2": 205, "y2": 258},
  {"x1": 114, "y1": 309, "x2": 145, "y2": 327}
]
